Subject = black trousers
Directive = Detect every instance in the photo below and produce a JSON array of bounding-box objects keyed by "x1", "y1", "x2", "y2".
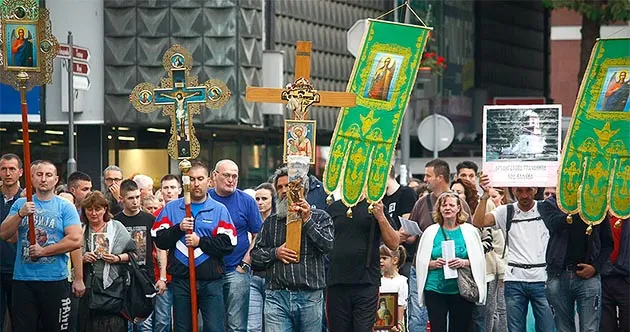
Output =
[
  {"x1": 326, "y1": 284, "x2": 379, "y2": 332},
  {"x1": 11, "y1": 280, "x2": 72, "y2": 332},
  {"x1": 601, "y1": 276, "x2": 630, "y2": 332},
  {"x1": 425, "y1": 290, "x2": 474, "y2": 332},
  {"x1": 1, "y1": 273, "x2": 13, "y2": 331}
]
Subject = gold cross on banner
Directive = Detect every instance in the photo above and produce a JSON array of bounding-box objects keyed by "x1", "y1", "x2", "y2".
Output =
[
  {"x1": 245, "y1": 41, "x2": 356, "y2": 260},
  {"x1": 129, "y1": 44, "x2": 231, "y2": 160}
]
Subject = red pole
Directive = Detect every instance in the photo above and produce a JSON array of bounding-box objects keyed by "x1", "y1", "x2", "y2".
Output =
[
  {"x1": 17, "y1": 72, "x2": 35, "y2": 245},
  {"x1": 180, "y1": 160, "x2": 198, "y2": 332}
]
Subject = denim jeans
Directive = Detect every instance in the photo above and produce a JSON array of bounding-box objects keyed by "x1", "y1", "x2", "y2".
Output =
[
  {"x1": 153, "y1": 286, "x2": 173, "y2": 332},
  {"x1": 407, "y1": 266, "x2": 429, "y2": 332},
  {"x1": 486, "y1": 278, "x2": 507, "y2": 332},
  {"x1": 128, "y1": 313, "x2": 152, "y2": 332},
  {"x1": 264, "y1": 289, "x2": 323, "y2": 332},
  {"x1": 172, "y1": 277, "x2": 224, "y2": 332},
  {"x1": 248, "y1": 275, "x2": 266, "y2": 332},
  {"x1": 471, "y1": 300, "x2": 487, "y2": 332},
  {"x1": 223, "y1": 269, "x2": 251, "y2": 332},
  {"x1": 546, "y1": 271, "x2": 601, "y2": 332},
  {"x1": 504, "y1": 281, "x2": 555, "y2": 332}
]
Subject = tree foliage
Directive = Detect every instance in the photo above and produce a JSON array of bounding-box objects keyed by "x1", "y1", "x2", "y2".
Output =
[{"x1": 542, "y1": 0, "x2": 630, "y2": 23}]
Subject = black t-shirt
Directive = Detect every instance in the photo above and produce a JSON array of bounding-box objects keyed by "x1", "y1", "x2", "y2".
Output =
[
  {"x1": 327, "y1": 200, "x2": 382, "y2": 287},
  {"x1": 565, "y1": 217, "x2": 587, "y2": 266},
  {"x1": 115, "y1": 210, "x2": 155, "y2": 273},
  {"x1": 383, "y1": 185, "x2": 418, "y2": 229}
]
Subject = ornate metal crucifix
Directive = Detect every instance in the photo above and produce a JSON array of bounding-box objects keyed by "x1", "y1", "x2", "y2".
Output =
[
  {"x1": 130, "y1": 45, "x2": 230, "y2": 160},
  {"x1": 246, "y1": 41, "x2": 356, "y2": 260},
  {"x1": 129, "y1": 45, "x2": 230, "y2": 332}
]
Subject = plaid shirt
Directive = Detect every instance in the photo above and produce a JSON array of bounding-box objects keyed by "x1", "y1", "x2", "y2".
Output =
[{"x1": 251, "y1": 209, "x2": 334, "y2": 290}]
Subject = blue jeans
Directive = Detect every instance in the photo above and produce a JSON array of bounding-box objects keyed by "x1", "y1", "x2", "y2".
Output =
[
  {"x1": 407, "y1": 266, "x2": 429, "y2": 332},
  {"x1": 472, "y1": 302, "x2": 487, "y2": 332},
  {"x1": 248, "y1": 275, "x2": 266, "y2": 332},
  {"x1": 223, "y1": 269, "x2": 251, "y2": 332},
  {"x1": 153, "y1": 286, "x2": 173, "y2": 332},
  {"x1": 504, "y1": 281, "x2": 555, "y2": 332},
  {"x1": 546, "y1": 272, "x2": 601, "y2": 332},
  {"x1": 128, "y1": 314, "x2": 152, "y2": 332},
  {"x1": 172, "y1": 277, "x2": 224, "y2": 332},
  {"x1": 264, "y1": 289, "x2": 323, "y2": 332}
]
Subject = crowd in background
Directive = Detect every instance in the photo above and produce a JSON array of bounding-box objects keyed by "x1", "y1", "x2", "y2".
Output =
[{"x1": 0, "y1": 152, "x2": 627, "y2": 332}]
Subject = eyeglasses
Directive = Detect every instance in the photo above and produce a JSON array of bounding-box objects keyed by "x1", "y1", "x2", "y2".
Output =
[
  {"x1": 105, "y1": 177, "x2": 123, "y2": 182},
  {"x1": 218, "y1": 173, "x2": 238, "y2": 180}
]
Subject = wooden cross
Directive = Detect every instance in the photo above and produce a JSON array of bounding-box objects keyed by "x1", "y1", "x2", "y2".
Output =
[
  {"x1": 130, "y1": 45, "x2": 231, "y2": 160},
  {"x1": 246, "y1": 41, "x2": 356, "y2": 259}
]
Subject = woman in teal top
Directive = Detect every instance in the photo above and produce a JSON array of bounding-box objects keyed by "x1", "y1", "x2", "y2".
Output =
[{"x1": 415, "y1": 191, "x2": 486, "y2": 332}]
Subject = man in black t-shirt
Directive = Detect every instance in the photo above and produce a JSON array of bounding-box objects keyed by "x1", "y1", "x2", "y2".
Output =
[
  {"x1": 114, "y1": 180, "x2": 155, "y2": 331},
  {"x1": 326, "y1": 199, "x2": 399, "y2": 331},
  {"x1": 382, "y1": 167, "x2": 418, "y2": 277}
]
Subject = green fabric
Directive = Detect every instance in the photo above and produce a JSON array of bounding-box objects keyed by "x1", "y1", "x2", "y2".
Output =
[
  {"x1": 557, "y1": 38, "x2": 630, "y2": 224},
  {"x1": 323, "y1": 19, "x2": 430, "y2": 207},
  {"x1": 425, "y1": 227, "x2": 468, "y2": 295}
]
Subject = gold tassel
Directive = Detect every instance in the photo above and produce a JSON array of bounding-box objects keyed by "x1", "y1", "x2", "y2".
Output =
[
  {"x1": 346, "y1": 207, "x2": 353, "y2": 218},
  {"x1": 566, "y1": 215, "x2": 573, "y2": 224},
  {"x1": 368, "y1": 203, "x2": 374, "y2": 214},
  {"x1": 585, "y1": 225, "x2": 593, "y2": 235},
  {"x1": 614, "y1": 219, "x2": 622, "y2": 229},
  {"x1": 326, "y1": 194, "x2": 333, "y2": 205}
]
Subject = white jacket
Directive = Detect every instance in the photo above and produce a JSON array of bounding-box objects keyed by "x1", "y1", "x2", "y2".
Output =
[{"x1": 415, "y1": 223, "x2": 487, "y2": 306}]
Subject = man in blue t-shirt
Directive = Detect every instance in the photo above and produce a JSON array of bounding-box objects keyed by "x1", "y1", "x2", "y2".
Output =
[
  {"x1": 209, "y1": 159, "x2": 263, "y2": 332},
  {"x1": 0, "y1": 160, "x2": 82, "y2": 332}
]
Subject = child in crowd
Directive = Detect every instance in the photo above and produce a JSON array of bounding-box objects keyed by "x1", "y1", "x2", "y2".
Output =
[{"x1": 379, "y1": 244, "x2": 409, "y2": 331}]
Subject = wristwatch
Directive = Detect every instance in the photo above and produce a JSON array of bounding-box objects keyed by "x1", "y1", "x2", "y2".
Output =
[
  {"x1": 159, "y1": 277, "x2": 168, "y2": 282},
  {"x1": 238, "y1": 261, "x2": 251, "y2": 272}
]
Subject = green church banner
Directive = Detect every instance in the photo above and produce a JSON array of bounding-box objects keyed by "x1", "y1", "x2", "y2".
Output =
[
  {"x1": 557, "y1": 38, "x2": 630, "y2": 227},
  {"x1": 323, "y1": 19, "x2": 430, "y2": 207}
]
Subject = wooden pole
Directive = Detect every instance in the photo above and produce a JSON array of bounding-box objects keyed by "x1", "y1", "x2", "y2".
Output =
[
  {"x1": 17, "y1": 72, "x2": 35, "y2": 245},
  {"x1": 179, "y1": 159, "x2": 198, "y2": 332}
]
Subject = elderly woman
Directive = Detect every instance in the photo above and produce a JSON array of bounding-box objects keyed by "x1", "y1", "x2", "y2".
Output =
[
  {"x1": 78, "y1": 191, "x2": 135, "y2": 332},
  {"x1": 415, "y1": 191, "x2": 486, "y2": 332}
]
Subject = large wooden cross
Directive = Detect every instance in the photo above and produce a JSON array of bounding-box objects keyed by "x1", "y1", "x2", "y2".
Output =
[
  {"x1": 130, "y1": 44, "x2": 230, "y2": 160},
  {"x1": 246, "y1": 41, "x2": 356, "y2": 260}
]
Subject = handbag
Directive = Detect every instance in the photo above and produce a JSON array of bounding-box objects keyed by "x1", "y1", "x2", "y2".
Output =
[
  {"x1": 89, "y1": 266, "x2": 127, "y2": 313},
  {"x1": 440, "y1": 226, "x2": 479, "y2": 303}
]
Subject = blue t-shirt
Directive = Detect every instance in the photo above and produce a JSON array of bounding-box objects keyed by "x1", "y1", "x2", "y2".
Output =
[
  {"x1": 425, "y1": 227, "x2": 468, "y2": 294},
  {"x1": 208, "y1": 189, "x2": 262, "y2": 271},
  {"x1": 9, "y1": 196, "x2": 81, "y2": 281}
]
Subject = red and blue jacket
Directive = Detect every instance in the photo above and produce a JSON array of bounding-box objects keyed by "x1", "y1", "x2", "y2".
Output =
[{"x1": 153, "y1": 195, "x2": 237, "y2": 280}]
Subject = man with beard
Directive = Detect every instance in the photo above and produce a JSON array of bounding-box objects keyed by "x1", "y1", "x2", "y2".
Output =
[
  {"x1": 154, "y1": 161, "x2": 236, "y2": 332},
  {"x1": 0, "y1": 160, "x2": 82, "y2": 332},
  {"x1": 209, "y1": 160, "x2": 263, "y2": 332},
  {"x1": 251, "y1": 175, "x2": 333, "y2": 331}
]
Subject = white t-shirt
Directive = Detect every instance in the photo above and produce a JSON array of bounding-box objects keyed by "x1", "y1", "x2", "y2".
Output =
[
  {"x1": 491, "y1": 202, "x2": 549, "y2": 282},
  {"x1": 380, "y1": 274, "x2": 408, "y2": 308}
]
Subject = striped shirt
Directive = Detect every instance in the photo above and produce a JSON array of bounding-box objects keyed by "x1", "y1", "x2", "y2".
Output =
[{"x1": 250, "y1": 209, "x2": 334, "y2": 290}]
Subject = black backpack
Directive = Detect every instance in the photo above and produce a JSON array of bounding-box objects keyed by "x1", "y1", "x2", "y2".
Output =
[
  {"x1": 121, "y1": 254, "x2": 156, "y2": 323},
  {"x1": 501, "y1": 201, "x2": 542, "y2": 259}
]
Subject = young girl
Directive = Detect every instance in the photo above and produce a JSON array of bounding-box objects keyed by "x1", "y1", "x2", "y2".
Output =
[{"x1": 380, "y1": 244, "x2": 409, "y2": 331}]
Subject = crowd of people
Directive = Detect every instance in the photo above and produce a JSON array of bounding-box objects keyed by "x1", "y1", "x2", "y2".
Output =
[{"x1": 0, "y1": 152, "x2": 627, "y2": 332}]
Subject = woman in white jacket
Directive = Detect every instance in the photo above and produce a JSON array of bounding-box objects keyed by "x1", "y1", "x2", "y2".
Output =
[{"x1": 415, "y1": 191, "x2": 486, "y2": 332}]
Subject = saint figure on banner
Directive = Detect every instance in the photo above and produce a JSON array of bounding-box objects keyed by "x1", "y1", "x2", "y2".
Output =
[
  {"x1": 367, "y1": 57, "x2": 395, "y2": 101},
  {"x1": 10, "y1": 28, "x2": 34, "y2": 67},
  {"x1": 602, "y1": 71, "x2": 630, "y2": 112}
]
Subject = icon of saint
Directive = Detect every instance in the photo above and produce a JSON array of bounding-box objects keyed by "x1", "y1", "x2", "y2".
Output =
[
  {"x1": 367, "y1": 57, "x2": 396, "y2": 101},
  {"x1": 10, "y1": 27, "x2": 34, "y2": 67},
  {"x1": 602, "y1": 71, "x2": 630, "y2": 112},
  {"x1": 287, "y1": 125, "x2": 312, "y2": 159}
]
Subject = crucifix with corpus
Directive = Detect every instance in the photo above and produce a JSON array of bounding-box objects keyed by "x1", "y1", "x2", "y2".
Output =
[
  {"x1": 129, "y1": 44, "x2": 231, "y2": 332},
  {"x1": 246, "y1": 41, "x2": 356, "y2": 260}
]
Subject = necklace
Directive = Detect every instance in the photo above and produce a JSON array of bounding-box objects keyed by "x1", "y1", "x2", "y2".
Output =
[{"x1": 90, "y1": 222, "x2": 107, "y2": 233}]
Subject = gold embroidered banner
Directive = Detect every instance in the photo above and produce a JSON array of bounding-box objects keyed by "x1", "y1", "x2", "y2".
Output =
[
  {"x1": 323, "y1": 19, "x2": 430, "y2": 207},
  {"x1": 557, "y1": 38, "x2": 630, "y2": 225}
]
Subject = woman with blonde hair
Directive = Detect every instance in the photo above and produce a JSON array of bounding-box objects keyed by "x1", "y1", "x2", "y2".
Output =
[
  {"x1": 78, "y1": 191, "x2": 135, "y2": 332},
  {"x1": 415, "y1": 192, "x2": 486, "y2": 332}
]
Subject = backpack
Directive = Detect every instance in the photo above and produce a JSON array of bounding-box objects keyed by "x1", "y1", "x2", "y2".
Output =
[
  {"x1": 501, "y1": 201, "x2": 542, "y2": 259},
  {"x1": 121, "y1": 254, "x2": 156, "y2": 323}
]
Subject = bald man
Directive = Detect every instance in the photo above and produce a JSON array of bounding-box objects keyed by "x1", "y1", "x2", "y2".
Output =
[{"x1": 209, "y1": 160, "x2": 263, "y2": 331}]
